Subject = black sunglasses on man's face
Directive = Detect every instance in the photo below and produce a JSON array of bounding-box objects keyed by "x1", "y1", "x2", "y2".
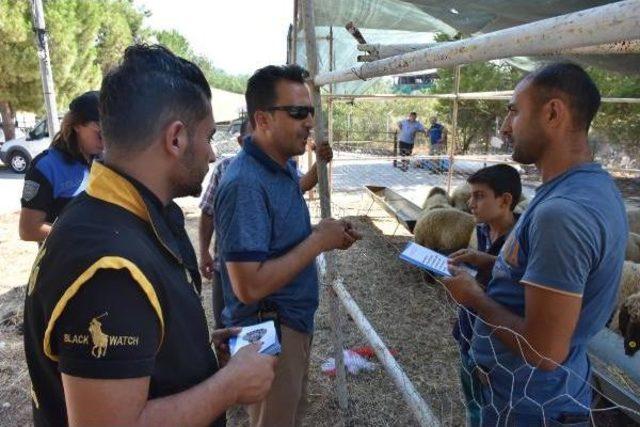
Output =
[{"x1": 266, "y1": 105, "x2": 315, "y2": 120}]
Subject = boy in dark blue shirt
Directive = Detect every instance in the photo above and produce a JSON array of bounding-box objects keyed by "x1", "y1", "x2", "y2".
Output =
[{"x1": 449, "y1": 164, "x2": 522, "y2": 426}]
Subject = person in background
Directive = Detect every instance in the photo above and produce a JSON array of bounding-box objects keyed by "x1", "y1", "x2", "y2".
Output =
[
  {"x1": 427, "y1": 116, "x2": 447, "y2": 172},
  {"x1": 199, "y1": 119, "x2": 333, "y2": 328},
  {"x1": 447, "y1": 163, "x2": 522, "y2": 426},
  {"x1": 397, "y1": 111, "x2": 427, "y2": 172},
  {"x1": 19, "y1": 91, "x2": 103, "y2": 242}
]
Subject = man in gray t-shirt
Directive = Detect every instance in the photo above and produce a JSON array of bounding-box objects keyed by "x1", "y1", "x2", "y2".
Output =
[
  {"x1": 397, "y1": 111, "x2": 426, "y2": 171},
  {"x1": 443, "y1": 63, "x2": 627, "y2": 424}
]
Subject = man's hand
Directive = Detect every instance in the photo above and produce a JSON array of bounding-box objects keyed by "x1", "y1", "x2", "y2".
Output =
[
  {"x1": 200, "y1": 250, "x2": 215, "y2": 280},
  {"x1": 441, "y1": 265, "x2": 485, "y2": 307},
  {"x1": 211, "y1": 327, "x2": 241, "y2": 367},
  {"x1": 222, "y1": 343, "x2": 277, "y2": 405},
  {"x1": 312, "y1": 218, "x2": 362, "y2": 251},
  {"x1": 449, "y1": 248, "x2": 496, "y2": 271},
  {"x1": 315, "y1": 142, "x2": 333, "y2": 163}
]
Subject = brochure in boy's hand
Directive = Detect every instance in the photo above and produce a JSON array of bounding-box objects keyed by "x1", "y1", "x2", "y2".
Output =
[
  {"x1": 229, "y1": 320, "x2": 281, "y2": 357},
  {"x1": 400, "y1": 242, "x2": 477, "y2": 277}
]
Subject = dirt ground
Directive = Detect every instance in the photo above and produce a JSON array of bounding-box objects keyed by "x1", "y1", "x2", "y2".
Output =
[
  {"x1": 0, "y1": 196, "x2": 466, "y2": 427},
  {"x1": 1, "y1": 184, "x2": 640, "y2": 426}
]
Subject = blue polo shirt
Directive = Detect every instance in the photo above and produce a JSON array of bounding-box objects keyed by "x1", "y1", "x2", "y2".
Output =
[
  {"x1": 470, "y1": 163, "x2": 627, "y2": 418},
  {"x1": 398, "y1": 119, "x2": 425, "y2": 144},
  {"x1": 214, "y1": 136, "x2": 319, "y2": 334}
]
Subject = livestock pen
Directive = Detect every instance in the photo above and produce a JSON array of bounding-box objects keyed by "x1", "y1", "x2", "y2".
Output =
[{"x1": 290, "y1": 0, "x2": 640, "y2": 425}]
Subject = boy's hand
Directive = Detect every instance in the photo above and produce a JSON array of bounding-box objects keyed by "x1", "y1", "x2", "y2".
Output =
[
  {"x1": 449, "y1": 248, "x2": 496, "y2": 270},
  {"x1": 222, "y1": 343, "x2": 277, "y2": 405}
]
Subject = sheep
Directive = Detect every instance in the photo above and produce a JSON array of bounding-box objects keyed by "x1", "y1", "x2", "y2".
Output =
[
  {"x1": 421, "y1": 186, "x2": 451, "y2": 211},
  {"x1": 628, "y1": 209, "x2": 640, "y2": 235},
  {"x1": 514, "y1": 197, "x2": 529, "y2": 214},
  {"x1": 616, "y1": 261, "x2": 640, "y2": 356},
  {"x1": 413, "y1": 208, "x2": 475, "y2": 255},
  {"x1": 450, "y1": 183, "x2": 471, "y2": 212},
  {"x1": 626, "y1": 233, "x2": 640, "y2": 263}
]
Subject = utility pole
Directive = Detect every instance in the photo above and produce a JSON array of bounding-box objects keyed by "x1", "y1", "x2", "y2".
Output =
[{"x1": 31, "y1": 0, "x2": 59, "y2": 136}]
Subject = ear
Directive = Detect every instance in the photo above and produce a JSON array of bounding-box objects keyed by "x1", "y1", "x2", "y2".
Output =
[
  {"x1": 545, "y1": 98, "x2": 567, "y2": 129},
  {"x1": 500, "y1": 193, "x2": 513, "y2": 210},
  {"x1": 163, "y1": 120, "x2": 188, "y2": 159},
  {"x1": 253, "y1": 111, "x2": 271, "y2": 131}
]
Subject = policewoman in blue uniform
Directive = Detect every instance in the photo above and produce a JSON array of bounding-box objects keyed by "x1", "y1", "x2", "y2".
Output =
[{"x1": 19, "y1": 91, "x2": 104, "y2": 242}]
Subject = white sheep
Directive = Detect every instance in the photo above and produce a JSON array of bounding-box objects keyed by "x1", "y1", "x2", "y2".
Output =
[
  {"x1": 628, "y1": 209, "x2": 640, "y2": 235},
  {"x1": 514, "y1": 197, "x2": 529, "y2": 214},
  {"x1": 414, "y1": 208, "x2": 475, "y2": 255},
  {"x1": 626, "y1": 233, "x2": 640, "y2": 263},
  {"x1": 450, "y1": 184, "x2": 471, "y2": 212},
  {"x1": 421, "y1": 187, "x2": 451, "y2": 211}
]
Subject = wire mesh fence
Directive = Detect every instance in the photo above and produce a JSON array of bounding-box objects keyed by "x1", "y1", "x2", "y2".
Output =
[{"x1": 296, "y1": 114, "x2": 640, "y2": 425}]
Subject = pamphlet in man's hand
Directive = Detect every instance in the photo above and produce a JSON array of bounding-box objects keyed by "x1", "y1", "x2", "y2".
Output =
[
  {"x1": 229, "y1": 320, "x2": 281, "y2": 356},
  {"x1": 400, "y1": 242, "x2": 477, "y2": 277}
]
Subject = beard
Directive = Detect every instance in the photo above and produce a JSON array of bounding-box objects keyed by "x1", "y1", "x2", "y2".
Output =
[
  {"x1": 511, "y1": 129, "x2": 547, "y2": 165},
  {"x1": 173, "y1": 142, "x2": 208, "y2": 198}
]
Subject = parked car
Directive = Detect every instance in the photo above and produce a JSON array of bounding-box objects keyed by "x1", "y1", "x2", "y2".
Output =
[
  {"x1": 0, "y1": 118, "x2": 52, "y2": 173},
  {"x1": 0, "y1": 126, "x2": 25, "y2": 144}
]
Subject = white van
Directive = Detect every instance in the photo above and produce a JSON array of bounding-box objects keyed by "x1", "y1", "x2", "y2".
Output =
[{"x1": 0, "y1": 119, "x2": 52, "y2": 173}]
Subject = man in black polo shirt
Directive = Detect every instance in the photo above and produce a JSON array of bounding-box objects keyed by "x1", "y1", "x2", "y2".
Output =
[{"x1": 23, "y1": 45, "x2": 275, "y2": 427}]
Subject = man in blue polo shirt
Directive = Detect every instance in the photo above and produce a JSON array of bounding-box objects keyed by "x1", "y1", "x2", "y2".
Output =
[
  {"x1": 214, "y1": 64, "x2": 361, "y2": 427},
  {"x1": 442, "y1": 63, "x2": 627, "y2": 425}
]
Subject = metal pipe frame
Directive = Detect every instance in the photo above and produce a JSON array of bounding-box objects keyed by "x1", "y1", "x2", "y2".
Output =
[
  {"x1": 358, "y1": 40, "x2": 640, "y2": 62},
  {"x1": 323, "y1": 93, "x2": 640, "y2": 104},
  {"x1": 314, "y1": 0, "x2": 640, "y2": 86}
]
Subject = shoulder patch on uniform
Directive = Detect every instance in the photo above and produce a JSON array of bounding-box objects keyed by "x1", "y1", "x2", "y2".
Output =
[{"x1": 22, "y1": 180, "x2": 40, "y2": 202}]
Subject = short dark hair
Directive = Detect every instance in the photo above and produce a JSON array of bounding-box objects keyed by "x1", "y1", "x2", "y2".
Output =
[
  {"x1": 245, "y1": 64, "x2": 309, "y2": 127},
  {"x1": 410, "y1": 112, "x2": 417, "y2": 116},
  {"x1": 467, "y1": 164, "x2": 522, "y2": 210},
  {"x1": 525, "y1": 62, "x2": 601, "y2": 132},
  {"x1": 100, "y1": 44, "x2": 211, "y2": 151}
]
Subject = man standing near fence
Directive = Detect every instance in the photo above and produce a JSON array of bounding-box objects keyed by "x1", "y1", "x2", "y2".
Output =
[
  {"x1": 199, "y1": 119, "x2": 333, "y2": 329},
  {"x1": 442, "y1": 62, "x2": 627, "y2": 425},
  {"x1": 397, "y1": 111, "x2": 427, "y2": 172},
  {"x1": 214, "y1": 64, "x2": 361, "y2": 427},
  {"x1": 427, "y1": 116, "x2": 447, "y2": 172}
]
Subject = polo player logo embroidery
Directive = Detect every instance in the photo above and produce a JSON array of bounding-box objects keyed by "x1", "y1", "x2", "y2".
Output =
[
  {"x1": 89, "y1": 313, "x2": 109, "y2": 358},
  {"x1": 244, "y1": 328, "x2": 267, "y2": 344}
]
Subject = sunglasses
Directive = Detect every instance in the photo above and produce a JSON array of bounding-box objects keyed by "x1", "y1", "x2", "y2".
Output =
[{"x1": 266, "y1": 105, "x2": 315, "y2": 120}]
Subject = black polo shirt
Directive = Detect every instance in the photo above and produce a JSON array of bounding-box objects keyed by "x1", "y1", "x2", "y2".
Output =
[{"x1": 23, "y1": 162, "x2": 223, "y2": 427}]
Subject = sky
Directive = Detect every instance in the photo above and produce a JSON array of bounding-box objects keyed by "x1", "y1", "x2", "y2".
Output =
[{"x1": 140, "y1": 0, "x2": 293, "y2": 76}]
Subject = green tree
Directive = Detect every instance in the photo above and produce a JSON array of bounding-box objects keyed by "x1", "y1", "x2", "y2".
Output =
[
  {"x1": 155, "y1": 29, "x2": 248, "y2": 94},
  {"x1": 0, "y1": 0, "x2": 148, "y2": 140},
  {"x1": 432, "y1": 62, "x2": 524, "y2": 154}
]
